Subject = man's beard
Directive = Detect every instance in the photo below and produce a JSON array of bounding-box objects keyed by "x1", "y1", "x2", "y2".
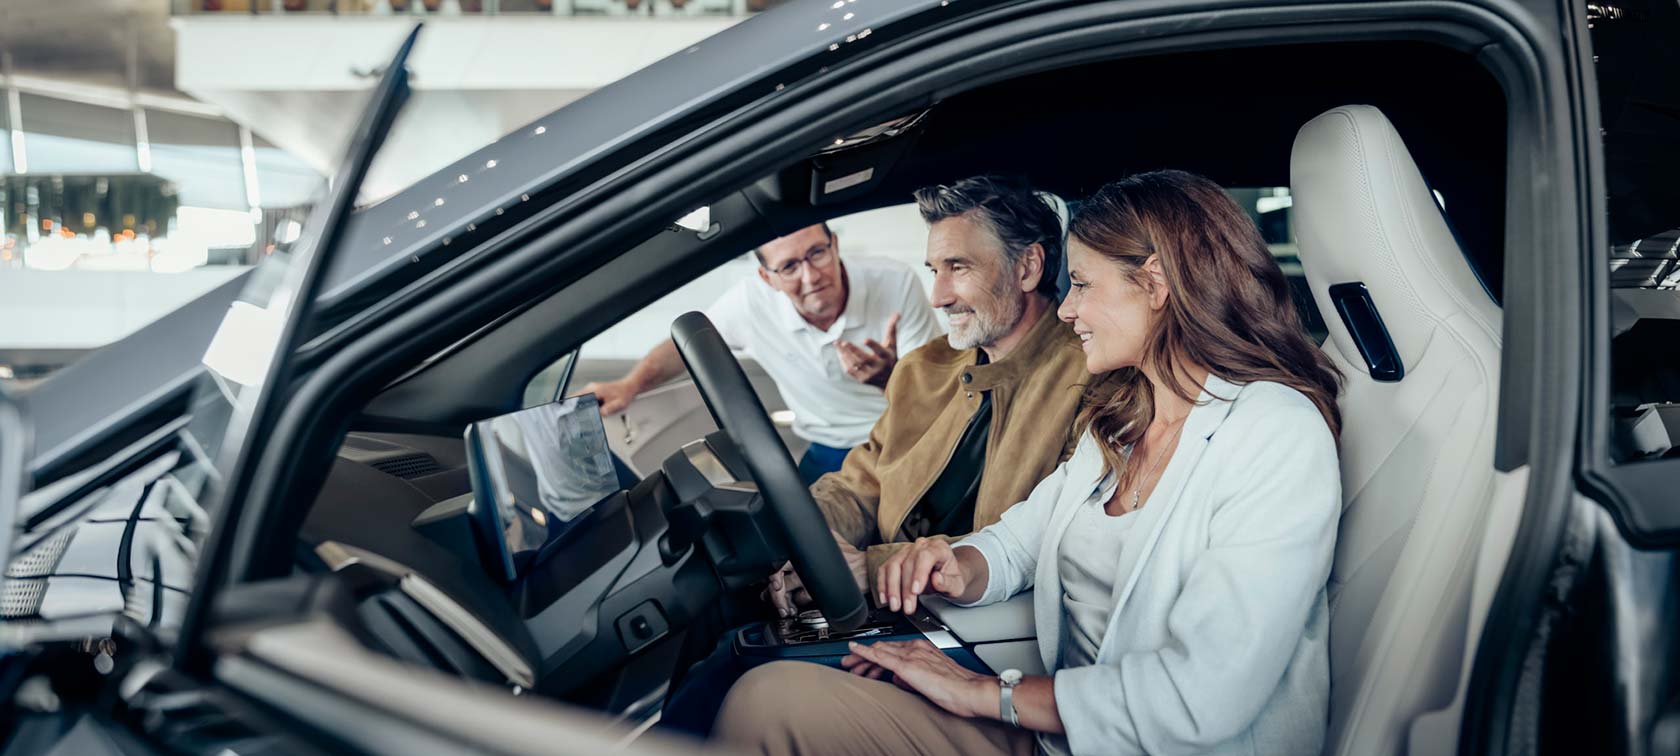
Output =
[{"x1": 945, "y1": 276, "x2": 1025, "y2": 351}]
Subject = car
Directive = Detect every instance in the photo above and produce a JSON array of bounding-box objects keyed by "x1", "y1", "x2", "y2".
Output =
[{"x1": 4, "y1": 0, "x2": 1678, "y2": 754}]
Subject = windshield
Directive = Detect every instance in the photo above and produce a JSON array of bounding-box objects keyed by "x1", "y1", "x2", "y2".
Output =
[
  {"x1": 0, "y1": 224, "x2": 309, "y2": 644},
  {"x1": 1, "y1": 28, "x2": 416, "y2": 648}
]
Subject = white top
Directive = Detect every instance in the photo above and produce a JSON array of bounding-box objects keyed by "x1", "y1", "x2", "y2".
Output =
[
  {"x1": 1039, "y1": 475, "x2": 1137, "y2": 756},
  {"x1": 955, "y1": 376, "x2": 1341, "y2": 756},
  {"x1": 704, "y1": 256, "x2": 941, "y2": 448},
  {"x1": 1057, "y1": 476, "x2": 1137, "y2": 669}
]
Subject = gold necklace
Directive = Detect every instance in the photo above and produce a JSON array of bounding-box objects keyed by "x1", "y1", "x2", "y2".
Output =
[{"x1": 1126, "y1": 416, "x2": 1188, "y2": 513}]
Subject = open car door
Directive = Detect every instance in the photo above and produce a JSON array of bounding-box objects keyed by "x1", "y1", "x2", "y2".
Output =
[
  {"x1": 104, "y1": 27, "x2": 718, "y2": 756},
  {"x1": 0, "y1": 25, "x2": 703, "y2": 756}
]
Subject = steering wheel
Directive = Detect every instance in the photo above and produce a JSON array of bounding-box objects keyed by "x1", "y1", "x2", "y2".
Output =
[{"x1": 669, "y1": 311, "x2": 868, "y2": 632}]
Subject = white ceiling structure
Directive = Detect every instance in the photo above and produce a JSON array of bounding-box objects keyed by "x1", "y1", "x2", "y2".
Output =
[
  {"x1": 173, "y1": 15, "x2": 737, "y2": 200},
  {"x1": 0, "y1": 1, "x2": 740, "y2": 202}
]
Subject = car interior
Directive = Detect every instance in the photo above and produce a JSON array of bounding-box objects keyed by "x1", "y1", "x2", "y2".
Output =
[{"x1": 260, "y1": 39, "x2": 1526, "y2": 753}]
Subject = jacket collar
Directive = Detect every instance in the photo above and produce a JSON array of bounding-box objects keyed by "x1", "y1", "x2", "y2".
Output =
[
  {"x1": 1104, "y1": 373, "x2": 1242, "y2": 624},
  {"x1": 961, "y1": 301, "x2": 1074, "y2": 392},
  {"x1": 1056, "y1": 373, "x2": 1241, "y2": 495}
]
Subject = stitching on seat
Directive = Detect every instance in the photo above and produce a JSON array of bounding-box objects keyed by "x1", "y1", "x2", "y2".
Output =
[
  {"x1": 1328, "y1": 514, "x2": 1412, "y2": 610},
  {"x1": 1378, "y1": 118, "x2": 1502, "y2": 348},
  {"x1": 1331, "y1": 412, "x2": 1494, "y2": 751},
  {"x1": 1332, "y1": 107, "x2": 1430, "y2": 338},
  {"x1": 1333, "y1": 368, "x2": 1480, "y2": 586},
  {"x1": 1335, "y1": 331, "x2": 1459, "y2": 503},
  {"x1": 1337, "y1": 442, "x2": 1494, "y2": 749}
]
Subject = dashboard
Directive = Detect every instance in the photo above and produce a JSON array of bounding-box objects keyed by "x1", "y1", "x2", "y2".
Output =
[
  {"x1": 299, "y1": 417, "x2": 768, "y2": 705},
  {"x1": 298, "y1": 398, "x2": 1001, "y2": 718}
]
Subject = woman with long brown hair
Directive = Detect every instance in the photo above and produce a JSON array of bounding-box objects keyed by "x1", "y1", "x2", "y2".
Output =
[{"x1": 714, "y1": 170, "x2": 1343, "y2": 756}]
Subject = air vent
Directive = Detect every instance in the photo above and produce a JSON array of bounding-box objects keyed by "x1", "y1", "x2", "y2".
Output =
[
  {"x1": 370, "y1": 454, "x2": 446, "y2": 480},
  {"x1": 2, "y1": 529, "x2": 75, "y2": 618}
]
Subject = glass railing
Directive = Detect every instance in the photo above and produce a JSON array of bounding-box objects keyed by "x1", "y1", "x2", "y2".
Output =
[{"x1": 174, "y1": 0, "x2": 791, "y2": 16}]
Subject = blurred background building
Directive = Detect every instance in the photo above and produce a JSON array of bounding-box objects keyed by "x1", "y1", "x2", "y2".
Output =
[{"x1": 0, "y1": 0, "x2": 791, "y2": 385}]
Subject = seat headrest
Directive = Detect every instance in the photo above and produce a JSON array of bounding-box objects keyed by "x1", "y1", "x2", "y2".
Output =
[{"x1": 1290, "y1": 106, "x2": 1499, "y2": 379}]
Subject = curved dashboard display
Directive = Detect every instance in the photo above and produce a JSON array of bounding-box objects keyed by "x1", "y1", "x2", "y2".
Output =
[{"x1": 464, "y1": 394, "x2": 620, "y2": 581}]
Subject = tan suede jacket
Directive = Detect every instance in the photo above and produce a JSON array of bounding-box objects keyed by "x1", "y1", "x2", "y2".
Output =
[{"x1": 811, "y1": 307, "x2": 1104, "y2": 592}]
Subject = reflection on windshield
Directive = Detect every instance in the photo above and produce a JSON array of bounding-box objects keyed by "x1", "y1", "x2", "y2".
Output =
[
  {"x1": 4, "y1": 28, "x2": 414, "y2": 651},
  {"x1": 0, "y1": 242, "x2": 298, "y2": 644},
  {"x1": 1, "y1": 448, "x2": 208, "y2": 639}
]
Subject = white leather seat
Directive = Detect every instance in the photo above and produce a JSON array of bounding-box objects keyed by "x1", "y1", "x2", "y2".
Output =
[{"x1": 1290, "y1": 106, "x2": 1504, "y2": 756}]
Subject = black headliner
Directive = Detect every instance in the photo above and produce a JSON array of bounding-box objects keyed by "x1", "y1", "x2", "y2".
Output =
[{"x1": 836, "y1": 41, "x2": 1507, "y2": 295}]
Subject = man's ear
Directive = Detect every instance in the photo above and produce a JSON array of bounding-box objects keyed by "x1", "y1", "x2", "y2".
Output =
[
  {"x1": 757, "y1": 265, "x2": 773, "y2": 287},
  {"x1": 1143, "y1": 254, "x2": 1170, "y2": 310},
  {"x1": 1017, "y1": 242, "x2": 1046, "y2": 293}
]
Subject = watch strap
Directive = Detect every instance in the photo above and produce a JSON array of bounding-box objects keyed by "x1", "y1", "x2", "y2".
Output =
[{"x1": 999, "y1": 677, "x2": 1021, "y2": 727}]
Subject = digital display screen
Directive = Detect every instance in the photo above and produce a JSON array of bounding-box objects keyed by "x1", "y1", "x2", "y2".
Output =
[{"x1": 465, "y1": 394, "x2": 620, "y2": 579}]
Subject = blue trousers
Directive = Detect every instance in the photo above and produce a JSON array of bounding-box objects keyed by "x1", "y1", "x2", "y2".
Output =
[
  {"x1": 661, "y1": 623, "x2": 757, "y2": 737},
  {"x1": 663, "y1": 445, "x2": 849, "y2": 735},
  {"x1": 796, "y1": 442, "x2": 851, "y2": 485}
]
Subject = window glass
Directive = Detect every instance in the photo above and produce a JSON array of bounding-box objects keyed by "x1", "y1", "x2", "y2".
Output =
[
  {"x1": 147, "y1": 111, "x2": 246, "y2": 210},
  {"x1": 1225, "y1": 187, "x2": 1327, "y2": 344},
  {"x1": 525, "y1": 206, "x2": 934, "y2": 474},
  {"x1": 19, "y1": 95, "x2": 137, "y2": 175},
  {"x1": 529, "y1": 204, "x2": 931, "y2": 399},
  {"x1": 253, "y1": 135, "x2": 321, "y2": 209}
]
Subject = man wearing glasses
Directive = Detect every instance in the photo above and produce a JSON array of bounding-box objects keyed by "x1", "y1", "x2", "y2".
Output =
[{"x1": 584, "y1": 222, "x2": 941, "y2": 483}]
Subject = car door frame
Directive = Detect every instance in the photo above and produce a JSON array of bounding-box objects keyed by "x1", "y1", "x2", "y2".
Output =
[
  {"x1": 172, "y1": 28, "x2": 422, "y2": 674},
  {"x1": 176, "y1": 1, "x2": 1588, "y2": 752},
  {"x1": 1455, "y1": 0, "x2": 1628, "y2": 753}
]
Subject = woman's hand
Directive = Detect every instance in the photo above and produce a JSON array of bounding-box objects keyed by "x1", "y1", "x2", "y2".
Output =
[
  {"x1": 877, "y1": 538, "x2": 970, "y2": 613},
  {"x1": 841, "y1": 640, "x2": 995, "y2": 718}
]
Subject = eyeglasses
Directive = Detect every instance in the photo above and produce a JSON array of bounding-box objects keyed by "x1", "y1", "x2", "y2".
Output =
[{"x1": 764, "y1": 244, "x2": 834, "y2": 281}]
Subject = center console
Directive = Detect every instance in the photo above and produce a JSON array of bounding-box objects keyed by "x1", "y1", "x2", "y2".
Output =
[{"x1": 732, "y1": 606, "x2": 992, "y2": 675}]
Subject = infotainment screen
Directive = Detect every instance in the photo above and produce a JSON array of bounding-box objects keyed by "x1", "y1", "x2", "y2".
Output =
[{"x1": 464, "y1": 394, "x2": 621, "y2": 581}]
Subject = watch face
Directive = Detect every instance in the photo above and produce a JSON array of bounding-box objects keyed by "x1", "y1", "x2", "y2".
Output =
[{"x1": 1000, "y1": 669, "x2": 1023, "y2": 685}]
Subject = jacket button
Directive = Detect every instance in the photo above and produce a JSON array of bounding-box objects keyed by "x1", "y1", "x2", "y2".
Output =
[
  {"x1": 960, "y1": 372, "x2": 972, "y2": 384},
  {"x1": 966, "y1": 392, "x2": 974, "y2": 400}
]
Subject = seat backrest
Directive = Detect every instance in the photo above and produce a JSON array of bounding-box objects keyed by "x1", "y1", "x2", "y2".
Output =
[{"x1": 1290, "y1": 105, "x2": 1503, "y2": 756}]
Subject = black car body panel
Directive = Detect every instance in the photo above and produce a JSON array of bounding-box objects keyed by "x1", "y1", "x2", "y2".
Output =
[{"x1": 2, "y1": 1, "x2": 1671, "y2": 755}]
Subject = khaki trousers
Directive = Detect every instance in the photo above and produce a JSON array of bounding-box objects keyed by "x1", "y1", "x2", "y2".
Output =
[{"x1": 713, "y1": 661, "x2": 1038, "y2": 756}]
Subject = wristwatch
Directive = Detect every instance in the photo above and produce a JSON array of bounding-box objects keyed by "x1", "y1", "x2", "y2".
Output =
[{"x1": 998, "y1": 668, "x2": 1023, "y2": 727}]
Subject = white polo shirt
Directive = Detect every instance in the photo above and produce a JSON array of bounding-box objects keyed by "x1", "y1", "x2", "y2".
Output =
[{"x1": 705, "y1": 257, "x2": 942, "y2": 449}]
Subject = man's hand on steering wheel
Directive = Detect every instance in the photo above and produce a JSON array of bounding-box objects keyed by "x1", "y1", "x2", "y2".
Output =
[
  {"x1": 671, "y1": 311, "x2": 868, "y2": 630},
  {"x1": 764, "y1": 530, "x2": 867, "y2": 617}
]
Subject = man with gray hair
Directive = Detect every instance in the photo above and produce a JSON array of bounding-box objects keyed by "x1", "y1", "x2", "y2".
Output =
[{"x1": 768, "y1": 174, "x2": 1111, "y2": 611}]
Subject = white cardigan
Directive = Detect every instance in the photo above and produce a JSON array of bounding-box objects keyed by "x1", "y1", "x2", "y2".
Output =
[{"x1": 956, "y1": 375, "x2": 1340, "y2": 756}]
